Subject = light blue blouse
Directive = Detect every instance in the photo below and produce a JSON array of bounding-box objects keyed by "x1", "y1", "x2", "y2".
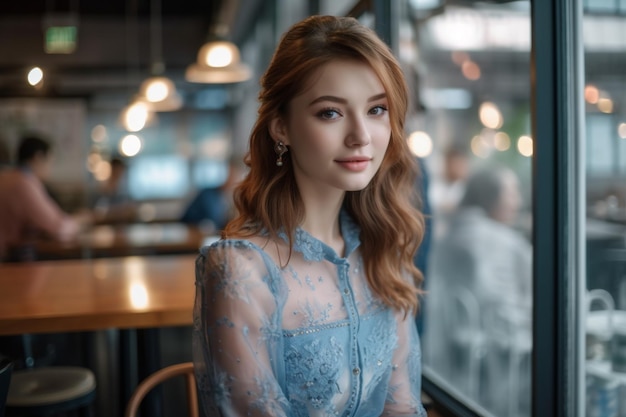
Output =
[{"x1": 193, "y1": 212, "x2": 427, "y2": 417}]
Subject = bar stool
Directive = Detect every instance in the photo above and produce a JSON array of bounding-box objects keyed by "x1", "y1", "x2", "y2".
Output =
[{"x1": 5, "y1": 335, "x2": 97, "y2": 417}]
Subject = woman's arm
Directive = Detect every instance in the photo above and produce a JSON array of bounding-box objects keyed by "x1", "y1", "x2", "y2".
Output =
[
  {"x1": 383, "y1": 311, "x2": 428, "y2": 417},
  {"x1": 193, "y1": 241, "x2": 290, "y2": 417}
]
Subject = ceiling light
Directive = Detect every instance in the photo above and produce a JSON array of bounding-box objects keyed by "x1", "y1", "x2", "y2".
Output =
[
  {"x1": 186, "y1": 40, "x2": 252, "y2": 84},
  {"x1": 137, "y1": 76, "x2": 182, "y2": 112},
  {"x1": 120, "y1": 100, "x2": 157, "y2": 132},
  {"x1": 27, "y1": 67, "x2": 44, "y2": 86},
  {"x1": 135, "y1": 0, "x2": 182, "y2": 112}
]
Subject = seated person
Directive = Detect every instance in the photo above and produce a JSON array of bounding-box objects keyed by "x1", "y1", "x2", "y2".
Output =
[
  {"x1": 91, "y1": 157, "x2": 138, "y2": 224},
  {"x1": 180, "y1": 161, "x2": 242, "y2": 234},
  {"x1": 0, "y1": 135, "x2": 91, "y2": 262},
  {"x1": 425, "y1": 165, "x2": 531, "y2": 413}
]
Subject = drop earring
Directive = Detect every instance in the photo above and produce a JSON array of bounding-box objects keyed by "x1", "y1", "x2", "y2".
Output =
[{"x1": 274, "y1": 141, "x2": 287, "y2": 166}]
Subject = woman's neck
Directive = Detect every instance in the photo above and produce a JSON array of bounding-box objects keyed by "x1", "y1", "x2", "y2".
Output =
[{"x1": 299, "y1": 192, "x2": 345, "y2": 257}]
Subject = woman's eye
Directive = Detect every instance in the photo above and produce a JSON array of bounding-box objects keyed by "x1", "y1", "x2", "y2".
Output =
[
  {"x1": 317, "y1": 108, "x2": 341, "y2": 120},
  {"x1": 368, "y1": 105, "x2": 388, "y2": 116}
]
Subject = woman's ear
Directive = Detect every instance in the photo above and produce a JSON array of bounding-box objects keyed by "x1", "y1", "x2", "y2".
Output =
[{"x1": 269, "y1": 117, "x2": 290, "y2": 146}]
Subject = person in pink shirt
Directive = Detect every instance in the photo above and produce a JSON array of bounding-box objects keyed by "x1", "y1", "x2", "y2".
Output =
[{"x1": 0, "y1": 136, "x2": 90, "y2": 262}]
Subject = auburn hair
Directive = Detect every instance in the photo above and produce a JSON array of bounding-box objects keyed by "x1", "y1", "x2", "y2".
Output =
[{"x1": 224, "y1": 15, "x2": 424, "y2": 315}]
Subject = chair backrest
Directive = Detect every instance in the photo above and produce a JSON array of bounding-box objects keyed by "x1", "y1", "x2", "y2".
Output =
[
  {"x1": 124, "y1": 362, "x2": 198, "y2": 417},
  {"x1": 0, "y1": 358, "x2": 14, "y2": 417}
]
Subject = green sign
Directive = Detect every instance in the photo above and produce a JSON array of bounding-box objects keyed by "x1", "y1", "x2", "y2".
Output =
[{"x1": 45, "y1": 26, "x2": 77, "y2": 54}]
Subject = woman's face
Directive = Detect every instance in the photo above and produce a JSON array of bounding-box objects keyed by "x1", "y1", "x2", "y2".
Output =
[{"x1": 270, "y1": 59, "x2": 391, "y2": 200}]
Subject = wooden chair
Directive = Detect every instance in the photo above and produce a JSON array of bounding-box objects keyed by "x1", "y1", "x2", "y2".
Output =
[{"x1": 125, "y1": 362, "x2": 198, "y2": 417}]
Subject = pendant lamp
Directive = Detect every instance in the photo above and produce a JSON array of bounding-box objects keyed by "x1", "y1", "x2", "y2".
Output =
[
  {"x1": 137, "y1": 0, "x2": 182, "y2": 111},
  {"x1": 185, "y1": 39, "x2": 252, "y2": 84}
]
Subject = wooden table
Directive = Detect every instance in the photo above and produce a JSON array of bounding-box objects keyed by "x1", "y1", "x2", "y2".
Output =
[
  {"x1": 0, "y1": 254, "x2": 197, "y2": 335},
  {"x1": 32, "y1": 222, "x2": 207, "y2": 261},
  {"x1": 0, "y1": 254, "x2": 198, "y2": 416}
]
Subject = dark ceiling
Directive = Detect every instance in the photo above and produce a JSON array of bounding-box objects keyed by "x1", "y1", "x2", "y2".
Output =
[{"x1": 0, "y1": 0, "x2": 251, "y2": 100}]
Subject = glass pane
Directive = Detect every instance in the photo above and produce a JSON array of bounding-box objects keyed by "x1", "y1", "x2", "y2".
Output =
[
  {"x1": 582, "y1": 3, "x2": 626, "y2": 416},
  {"x1": 400, "y1": 1, "x2": 533, "y2": 415}
]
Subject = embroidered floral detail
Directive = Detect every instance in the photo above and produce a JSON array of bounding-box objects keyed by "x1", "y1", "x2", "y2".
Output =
[
  {"x1": 361, "y1": 311, "x2": 397, "y2": 397},
  {"x1": 259, "y1": 317, "x2": 282, "y2": 342},
  {"x1": 300, "y1": 300, "x2": 333, "y2": 327},
  {"x1": 293, "y1": 228, "x2": 325, "y2": 261},
  {"x1": 284, "y1": 336, "x2": 343, "y2": 412}
]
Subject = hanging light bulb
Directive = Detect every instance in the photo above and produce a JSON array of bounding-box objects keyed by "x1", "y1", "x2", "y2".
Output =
[
  {"x1": 137, "y1": 76, "x2": 182, "y2": 111},
  {"x1": 120, "y1": 100, "x2": 157, "y2": 132},
  {"x1": 27, "y1": 67, "x2": 44, "y2": 87},
  {"x1": 186, "y1": 40, "x2": 252, "y2": 84},
  {"x1": 134, "y1": 0, "x2": 182, "y2": 112}
]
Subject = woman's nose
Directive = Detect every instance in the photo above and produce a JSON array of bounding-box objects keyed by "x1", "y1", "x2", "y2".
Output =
[{"x1": 345, "y1": 115, "x2": 371, "y2": 147}]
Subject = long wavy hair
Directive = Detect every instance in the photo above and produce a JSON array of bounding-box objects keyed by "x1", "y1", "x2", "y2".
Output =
[{"x1": 224, "y1": 15, "x2": 424, "y2": 315}]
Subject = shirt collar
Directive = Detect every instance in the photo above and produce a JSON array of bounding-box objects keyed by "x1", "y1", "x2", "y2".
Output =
[{"x1": 281, "y1": 210, "x2": 361, "y2": 262}]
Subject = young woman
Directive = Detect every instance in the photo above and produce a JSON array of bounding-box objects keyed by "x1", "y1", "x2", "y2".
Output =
[{"x1": 193, "y1": 15, "x2": 427, "y2": 416}]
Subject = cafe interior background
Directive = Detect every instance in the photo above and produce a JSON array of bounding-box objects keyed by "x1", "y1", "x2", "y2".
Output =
[{"x1": 1, "y1": 0, "x2": 626, "y2": 416}]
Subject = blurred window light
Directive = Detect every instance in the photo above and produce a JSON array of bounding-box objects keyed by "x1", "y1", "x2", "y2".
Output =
[
  {"x1": 119, "y1": 134, "x2": 142, "y2": 157},
  {"x1": 597, "y1": 98, "x2": 613, "y2": 113},
  {"x1": 93, "y1": 160, "x2": 112, "y2": 181},
  {"x1": 584, "y1": 17, "x2": 626, "y2": 51},
  {"x1": 471, "y1": 134, "x2": 492, "y2": 159},
  {"x1": 461, "y1": 60, "x2": 481, "y2": 80},
  {"x1": 451, "y1": 51, "x2": 470, "y2": 66},
  {"x1": 427, "y1": 7, "x2": 530, "y2": 51},
  {"x1": 86, "y1": 152, "x2": 102, "y2": 173},
  {"x1": 193, "y1": 159, "x2": 229, "y2": 188},
  {"x1": 479, "y1": 102, "x2": 504, "y2": 129},
  {"x1": 409, "y1": 0, "x2": 443, "y2": 10},
  {"x1": 494, "y1": 132, "x2": 512, "y2": 151},
  {"x1": 91, "y1": 124, "x2": 107, "y2": 142},
  {"x1": 421, "y1": 88, "x2": 472, "y2": 110},
  {"x1": 619, "y1": 123, "x2": 626, "y2": 139},
  {"x1": 128, "y1": 155, "x2": 190, "y2": 199},
  {"x1": 517, "y1": 135, "x2": 533, "y2": 157},
  {"x1": 584, "y1": 85, "x2": 600, "y2": 104},
  {"x1": 407, "y1": 131, "x2": 434, "y2": 158}
]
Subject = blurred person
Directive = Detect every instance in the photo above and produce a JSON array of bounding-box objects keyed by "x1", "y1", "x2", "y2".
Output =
[
  {"x1": 429, "y1": 145, "x2": 471, "y2": 238},
  {"x1": 179, "y1": 160, "x2": 243, "y2": 234},
  {"x1": 0, "y1": 135, "x2": 91, "y2": 262},
  {"x1": 193, "y1": 15, "x2": 427, "y2": 416},
  {"x1": 425, "y1": 165, "x2": 531, "y2": 414},
  {"x1": 91, "y1": 157, "x2": 137, "y2": 224}
]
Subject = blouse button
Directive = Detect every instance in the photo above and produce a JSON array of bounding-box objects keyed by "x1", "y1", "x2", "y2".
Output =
[
  {"x1": 352, "y1": 367, "x2": 360, "y2": 375},
  {"x1": 343, "y1": 288, "x2": 349, "y2": 295}
]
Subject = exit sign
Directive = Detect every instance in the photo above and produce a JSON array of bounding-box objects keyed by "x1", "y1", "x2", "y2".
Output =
[
  {"x1": 43, "y1": 13, "x2": 79, "y2": 54},
  {"x1": 45, "y1": 26, "x2": 77, "y2": 54}
]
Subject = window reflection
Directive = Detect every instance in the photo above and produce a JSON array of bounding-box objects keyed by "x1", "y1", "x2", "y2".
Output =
[
  {"x1": 583, "y1": 2, "x2": 626, "y2": 415},
  {"x1": 400, "y1": 1, "x2": 532, "y2": 415}
]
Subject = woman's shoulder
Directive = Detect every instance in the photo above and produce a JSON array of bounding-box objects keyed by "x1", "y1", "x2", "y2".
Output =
[
  {"x1": 196, "y1": 236, "x2": 285, "y2": 277},
  {"x1": 195, "y1": 236, "x2": 288, "y2": 299}
]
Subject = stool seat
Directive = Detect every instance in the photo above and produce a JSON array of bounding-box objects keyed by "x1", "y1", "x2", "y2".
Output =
[{"x1": 7, "y1": 366, "x2": 96, "y2": 407}]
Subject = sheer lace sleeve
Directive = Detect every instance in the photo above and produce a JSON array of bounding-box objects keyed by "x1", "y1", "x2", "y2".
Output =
[
  {"x1": 193, "y1": 240, "x2": 290, "y2": 417},
  {"x1": 383, "y1": 311, "x2": 427, "y2": 417}
]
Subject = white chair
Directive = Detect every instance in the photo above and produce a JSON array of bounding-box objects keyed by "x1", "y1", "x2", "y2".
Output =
[{"x1": 445, "y1": 286, "x2": 488, "y2": 401}]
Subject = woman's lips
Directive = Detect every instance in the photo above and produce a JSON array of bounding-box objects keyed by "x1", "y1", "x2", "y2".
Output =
[{"x1": 335, "y1": 158, "x2": 371, "y2": 172}]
